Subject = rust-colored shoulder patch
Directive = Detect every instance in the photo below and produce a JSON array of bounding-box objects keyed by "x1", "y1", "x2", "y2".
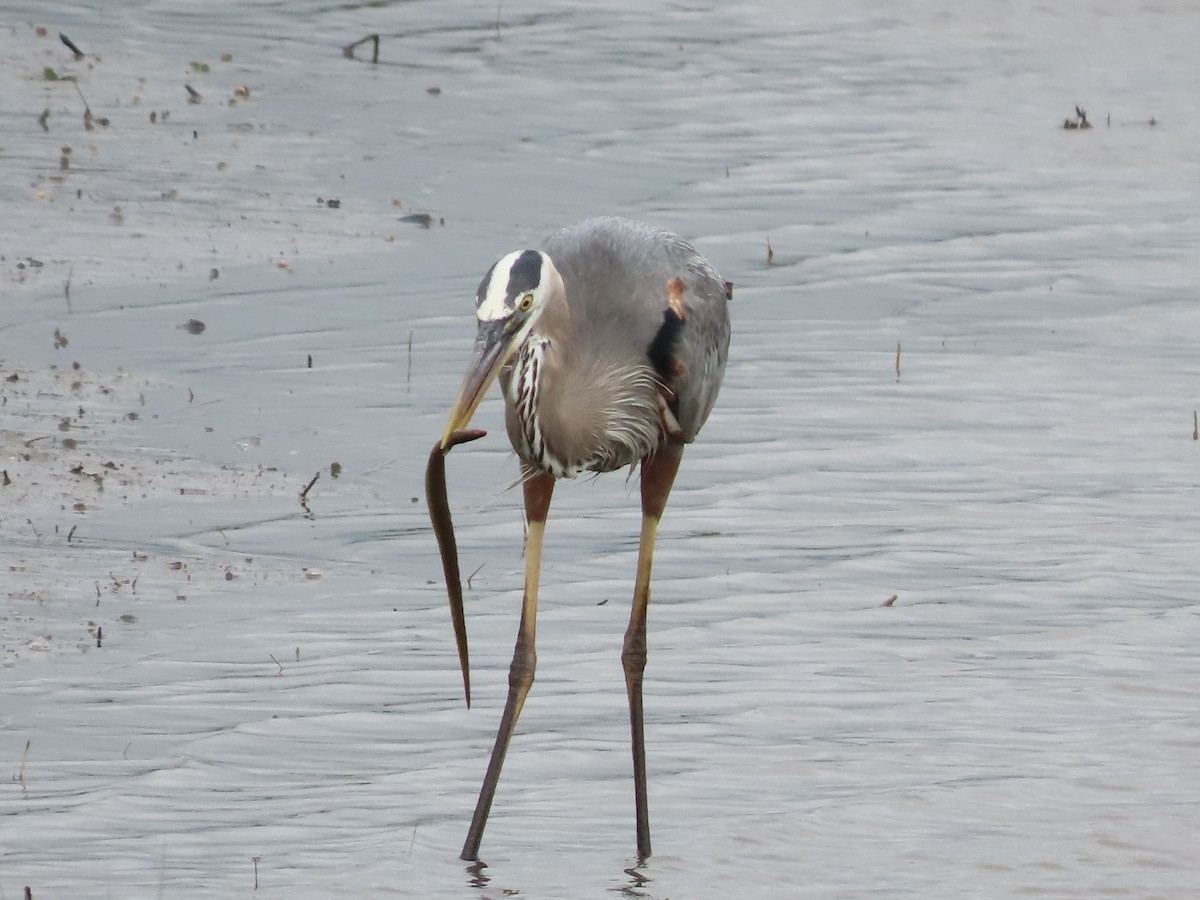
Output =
[{"x1": 666, "y1": 277, "x2": 686, "y2": 320}]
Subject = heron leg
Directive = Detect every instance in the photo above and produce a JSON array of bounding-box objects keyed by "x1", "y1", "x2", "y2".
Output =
[
  {"x1": 461, "y1": 469, "x2": 555, "y2": 862},
  {"x1": 623, "y1": 442, "x2": 682, "y2": 862}
]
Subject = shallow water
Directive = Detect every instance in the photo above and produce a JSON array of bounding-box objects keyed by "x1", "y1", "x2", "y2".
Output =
[{"x1": 3, "y1": 1, "x2": 1200, "y2": 897}]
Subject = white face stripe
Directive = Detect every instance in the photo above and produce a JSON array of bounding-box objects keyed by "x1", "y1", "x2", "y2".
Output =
[
  {"x1": 475, "y1": 248, "x2": 549, "y2": 323},
  {"x1": 476, "y1": 251, "x2": 527, "y2": 322}
]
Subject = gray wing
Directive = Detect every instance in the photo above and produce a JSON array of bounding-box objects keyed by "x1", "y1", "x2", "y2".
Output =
[{"x1": 542, "y1": 217, "x2": 731, "y2": 443}]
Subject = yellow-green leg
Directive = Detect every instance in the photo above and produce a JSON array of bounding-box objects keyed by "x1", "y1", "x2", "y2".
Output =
[
  {"x1": 460, "y1": 470, "x2": 555, "y2": 861},
  {"x1": 622, "y1": 442, "x2": 682, "y2": 862}
]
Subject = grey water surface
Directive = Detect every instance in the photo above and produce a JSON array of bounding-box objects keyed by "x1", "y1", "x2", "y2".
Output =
[{"x1": 2, "y1": 1, "x2": 1199, "y2": 897}]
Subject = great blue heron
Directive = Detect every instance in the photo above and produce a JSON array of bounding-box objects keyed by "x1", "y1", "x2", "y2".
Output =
[{"x1": 428, "y1": 216, "x2": 731, "y2": 862}]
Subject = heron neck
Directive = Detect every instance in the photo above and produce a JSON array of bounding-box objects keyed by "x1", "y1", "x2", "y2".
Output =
[{"x1": 519, "y1": 322, "x2": 661, "y2": 477}]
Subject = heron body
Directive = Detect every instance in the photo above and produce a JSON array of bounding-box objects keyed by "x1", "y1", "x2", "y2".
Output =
[{"x1": 436, "y1": 216, "x2": 730, "y2": 861}]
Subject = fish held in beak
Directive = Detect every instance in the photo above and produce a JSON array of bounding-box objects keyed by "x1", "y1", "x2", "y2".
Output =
[
  {"x1": 427, "y1": 317, "x2": 518, "y2": 706},
  {"x1": 426, "y1": 427, "x2": 487, "y2": 707}
]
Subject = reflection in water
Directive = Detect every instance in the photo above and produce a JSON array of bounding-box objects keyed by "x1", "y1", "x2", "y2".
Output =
[
  {"x1": 620, "y1": 864, "x2": 653, "y2": 896},
  {"x1": 465, "y1": 860, "x2": 489, "y2": 889}
]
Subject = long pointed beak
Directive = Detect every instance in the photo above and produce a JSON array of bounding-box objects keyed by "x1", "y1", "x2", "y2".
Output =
[{"x1": 440, "y1": 320, "x2": 515, "y2": 448}]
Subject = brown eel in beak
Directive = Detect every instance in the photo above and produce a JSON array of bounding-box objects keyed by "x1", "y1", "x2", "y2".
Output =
[{"x1": 424, "y1": 428, "x2": 487, "y2": 707}]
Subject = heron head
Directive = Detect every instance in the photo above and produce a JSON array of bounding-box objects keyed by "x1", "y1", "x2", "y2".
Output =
[{"x1": 440, "y1": 249, "x2": 563, "y2": 447}]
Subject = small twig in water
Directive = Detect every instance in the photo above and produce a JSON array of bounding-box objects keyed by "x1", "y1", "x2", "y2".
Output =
[
  {"x1": 1193, "y1": 410, "x2": 1198, "y2": 441},
  {"x1": 880, "y1": 594, "x2": 898, "y2": 607},
  {"x1": 406, "y1": 329, "x2": 413, "y2": 389},
  {"x1": 895, "y1": 342, "x2": 901, "y2": 382},
  {"x1": 467, "y1": 563, "x2": 484, "y2": 590},
  {"x1": 299, "y1": 471, "x2": 320, "y2": 502},
  {"x1": 60, "y1": 32, "x2": 84, "y2": 59},
  {"x1": 69, "y1": 81, "x2": 108, "y2": 128},
  {"x1": 766, "y1": 237, "x2": 775, "y2": 267},
  {"x1": 18, "y1": 740, "x2": 31, "y2": 790},
  {"x1": 72, "y1": 80, "x2": 91, "y2": 115},
  {"x1": 268, "y1": 654, "x2": 284, "y2": 676},
  {"x1": 252, "y1": 856, "x2": 261, "y2": 890},
  {"x1": 342, "y1": 34, "x2": 380, "y2": 64},
  {"x1": 1063, "y1": 105, "x2": 1092, "y2": 130}
]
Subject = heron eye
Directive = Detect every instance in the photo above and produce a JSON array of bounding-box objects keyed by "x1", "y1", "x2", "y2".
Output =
[{"x1": 517, "y1": 292, "x2": 534, "y2": 312}]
